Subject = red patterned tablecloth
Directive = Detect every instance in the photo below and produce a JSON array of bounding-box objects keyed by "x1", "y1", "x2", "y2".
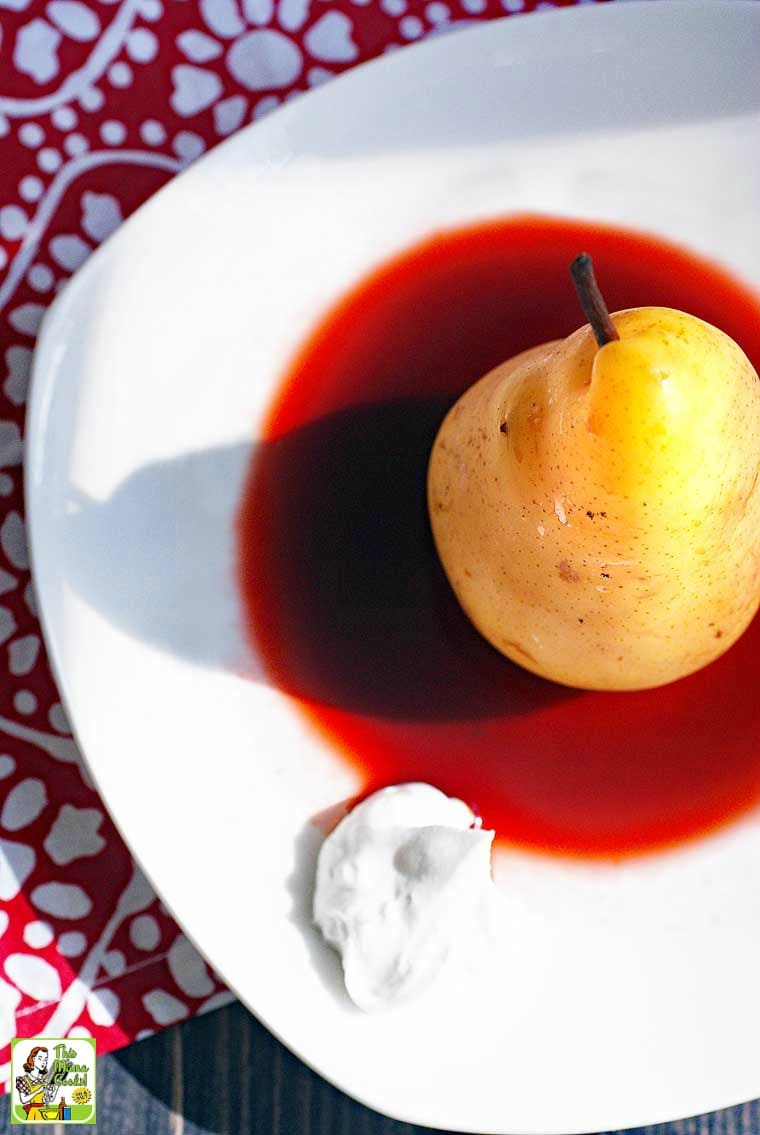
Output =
[{"x1": 0, "y1": 0, "x2": 610, "y2": 1084}]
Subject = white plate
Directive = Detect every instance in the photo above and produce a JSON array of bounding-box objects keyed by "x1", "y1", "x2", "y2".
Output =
[{"x1": 26, "y1": 3, "x2": 760, "y2": 1130}]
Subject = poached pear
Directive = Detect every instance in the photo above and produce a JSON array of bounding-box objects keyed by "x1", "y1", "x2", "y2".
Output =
[{"x1": 427, "y1": 255, "x2": 760, "y2": 691}]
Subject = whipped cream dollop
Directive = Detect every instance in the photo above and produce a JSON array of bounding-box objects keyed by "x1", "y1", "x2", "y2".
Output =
[{"x1": 313, "y1": 783, "x2": 496, "y2": 1011}]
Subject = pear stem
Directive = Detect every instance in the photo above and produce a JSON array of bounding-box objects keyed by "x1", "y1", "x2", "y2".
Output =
[{"x1": 569, "y1": 253, "x2": 619, "y2": 347}]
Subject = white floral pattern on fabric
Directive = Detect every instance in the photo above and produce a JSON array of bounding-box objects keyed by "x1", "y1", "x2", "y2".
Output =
[
  {"x1": 22, "y1": 920, "x2": 54, "y2": 949},
  {"x1": 168, "y1": 935, "x2": 215, "y2": 998},
  {"x1": 0, "y1": 839, "x2": 35, "y2": 901},
  {"x1": 142, "y1": 989, "x2": 189, "y2": 1026},
  {"x1": 0, "y1": 777, "x2": 47, "y2": 830},
  {"x1": 44, "y1": 804, "x2": 106, "y2": 865},
  {"x1": 4, "y1": 953, "x2": 62, "y2": 1001},
  {"x1": 31, "y1": 881, "x2": 93, "y2": 919}
]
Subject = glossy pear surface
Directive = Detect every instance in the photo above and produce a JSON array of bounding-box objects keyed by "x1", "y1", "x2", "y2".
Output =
[{"x1": 428, "y1": 308, "x2": 760, "y2": 690}]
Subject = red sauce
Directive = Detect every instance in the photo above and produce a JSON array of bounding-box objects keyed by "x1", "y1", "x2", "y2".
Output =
[{"x1": 237, "y1": 215, "x2": 760, "y2": 859}]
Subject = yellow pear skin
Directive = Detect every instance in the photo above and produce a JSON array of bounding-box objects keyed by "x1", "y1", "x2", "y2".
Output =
[{"x1": 427, "y1": 308, "x2": 760, "y2": 691}]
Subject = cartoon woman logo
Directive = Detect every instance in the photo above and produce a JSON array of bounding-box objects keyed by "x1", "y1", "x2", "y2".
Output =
[{"x1": 14, "y1": 1046, "x2": 59, "y2": 1122}]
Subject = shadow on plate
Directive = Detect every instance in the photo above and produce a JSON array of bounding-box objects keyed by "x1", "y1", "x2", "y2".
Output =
[
  {"x1": 60, "y1": 442, "x2": 256, "y2": 676},
  {"x1": 60, "y1": 399, "x2": 572, "y2": 722},
  {"x1": 285, "y1": 813, "x2": 356, "y2": 1012},
  {"x1": 271, "y1": 4, "x2": 760, "y2": 160}
]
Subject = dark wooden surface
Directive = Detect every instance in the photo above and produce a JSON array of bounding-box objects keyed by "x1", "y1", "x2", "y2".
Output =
[{"x1": 4, "y1": 1001, "x2": 760, "y2": 1134}]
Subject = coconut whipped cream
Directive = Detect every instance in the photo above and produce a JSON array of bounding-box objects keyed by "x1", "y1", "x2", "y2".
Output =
[{"x1": 313, "y1": 783, "x2": 496, "y2": 1011}]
